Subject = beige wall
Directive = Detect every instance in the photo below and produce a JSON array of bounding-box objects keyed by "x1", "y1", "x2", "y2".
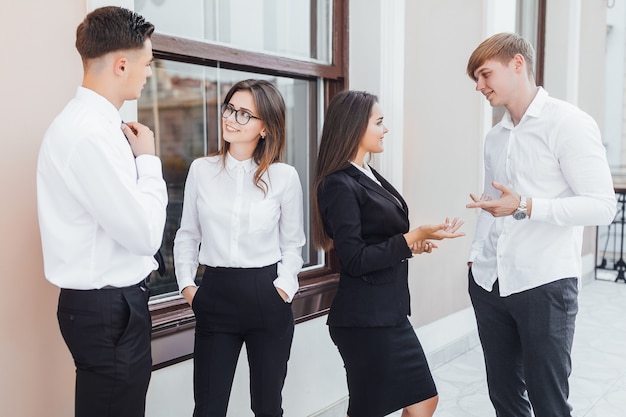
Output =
[
  {"x1": 0, "y1": 2, "x2": 85, "y2": 416},
  {"x1": 402, "y1": 0, "x2": 484, "y2": 326}
]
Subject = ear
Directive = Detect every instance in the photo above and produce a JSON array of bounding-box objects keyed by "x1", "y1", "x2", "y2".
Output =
[
  {"x1": 512, "y1": 54, "x2": 525, "y2": 72},
  {"x1": 113, "y1": 55, "x2": 128, "y2": 77},
  {"x1": 260, "y1": 127, "x2": 267, "y2": 138}
]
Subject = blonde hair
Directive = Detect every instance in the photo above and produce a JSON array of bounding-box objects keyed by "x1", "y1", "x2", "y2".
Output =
[{"x1": 467, "y1": 32, "x2": 535, "y2": 81}]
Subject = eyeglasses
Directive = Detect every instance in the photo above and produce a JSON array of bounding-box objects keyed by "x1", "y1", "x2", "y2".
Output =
[{"x1": 220, "y1": 103, "x2": 261, "y2": 125}]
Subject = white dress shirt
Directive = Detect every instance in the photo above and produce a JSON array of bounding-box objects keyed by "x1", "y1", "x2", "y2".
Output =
[
  {"x1": 37, "y1": 87, "x2": 168, "y2": 290},
  {"x1": 174, "y1": 153, "x2": 305, "y2": 302},
  {"x1": 468, "y1": 88, "x2": 616, "y2": 296}
]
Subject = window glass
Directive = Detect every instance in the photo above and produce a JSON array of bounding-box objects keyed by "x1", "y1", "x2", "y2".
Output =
[
  {"x1": 139, "y1": 60, "x2": 320, "y2": 298},
  {"x1": 135, "y1": 0, "x2": 332, "y2": 62}
]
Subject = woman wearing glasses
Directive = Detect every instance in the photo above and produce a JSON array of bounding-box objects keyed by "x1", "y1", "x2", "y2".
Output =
[{"x1": 174, "y1": 79, "x2": 305, "y2": 417}]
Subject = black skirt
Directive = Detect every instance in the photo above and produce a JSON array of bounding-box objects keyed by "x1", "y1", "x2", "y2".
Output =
[{"x1": 329, "y1": 319, "x2": 437, "y2": 417}]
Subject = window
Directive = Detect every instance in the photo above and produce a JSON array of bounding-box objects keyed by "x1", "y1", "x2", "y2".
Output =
[
  {"x1": 141, "y1": 65, "x2": 322, "y2": 297},
  {"x1": 135, "y1": 0, "x2": 347, "y2": 367},
  {"x1": 136, "y1": 0, "x2": 332, "y2": 62}
]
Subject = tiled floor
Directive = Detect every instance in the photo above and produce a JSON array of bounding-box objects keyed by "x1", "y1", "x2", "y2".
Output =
[{"x1": 387, "y1": 277, "x2": 626, "y2": 417}]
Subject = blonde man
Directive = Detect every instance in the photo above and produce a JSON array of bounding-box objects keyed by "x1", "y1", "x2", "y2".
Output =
[{"x1": 466, "y1": 33, "x2": 616, "y2": 417}]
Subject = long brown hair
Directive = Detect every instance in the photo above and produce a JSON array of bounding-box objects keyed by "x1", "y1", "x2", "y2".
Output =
[
  {"x1": 312, "y1": 90, "x2": 379, "y2": 250},
  {"x1": 216, "y1": 79, "x2": 286, "y2": 194}
]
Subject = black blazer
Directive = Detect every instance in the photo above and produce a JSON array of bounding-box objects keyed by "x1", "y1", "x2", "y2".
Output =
[{"x1": 318, "y1": 164, "x2": 413, "y2": 327}]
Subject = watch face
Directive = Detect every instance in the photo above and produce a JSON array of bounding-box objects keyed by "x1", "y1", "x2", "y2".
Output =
[{"x1": 513, "y1": 210, "x2": 527, "y2": 220}]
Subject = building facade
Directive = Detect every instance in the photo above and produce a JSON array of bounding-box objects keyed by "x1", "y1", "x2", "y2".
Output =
[{"x1": 0, "y1": 0, "x2": 612, "y2": 416}]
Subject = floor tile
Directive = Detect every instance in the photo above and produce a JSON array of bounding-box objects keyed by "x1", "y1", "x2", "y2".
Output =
[{"x1": 382, "y1": 279, "x2": 626, "y2": 417}]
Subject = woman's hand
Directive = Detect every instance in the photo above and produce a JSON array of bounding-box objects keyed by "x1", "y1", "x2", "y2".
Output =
[
  {"x1": 420, "y1": 217, "x2": 465, "y2": 240},
  {"x1": 410, "y1": 240, "x2": 438, "y2": 254},
  {"x1": 404, "y1": 217, "x2": 466, "y2": 248},
  {"x1": 276, "y1": 287, "x2": 289, "y2": 302},
  {"x1": 181, "y1": 285, "x2": 198, "y2": 306}
]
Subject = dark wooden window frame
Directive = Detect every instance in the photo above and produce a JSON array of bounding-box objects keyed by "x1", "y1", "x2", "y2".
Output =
[
  {"x1": 536, "y1": 0, "x2": 546, "y2": 87},
  {"x1": 149, "y1": 0, "x2": 348, "y2": 369}
]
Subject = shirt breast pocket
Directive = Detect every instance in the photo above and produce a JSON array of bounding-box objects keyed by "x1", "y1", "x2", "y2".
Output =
[{"x1": 249, "y1": 199, "x2": 280, "y2": 234}]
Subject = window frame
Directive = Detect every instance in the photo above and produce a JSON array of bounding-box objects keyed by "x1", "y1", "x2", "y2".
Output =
[
  {"x1": 148, "y1": 0, "x2": 348, "y2": 369},
  {"x1": 536, "y1": 0, "x2": 546, "y2": 86}
]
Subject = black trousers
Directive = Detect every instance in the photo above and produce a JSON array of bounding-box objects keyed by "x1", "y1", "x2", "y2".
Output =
[
  {"x1": 192, "y1": 264, "x2": 294, "y2": 417},
  {"x1": 469, "y1": 270, "x2": 578, "y2": 417},
  {"x1": 57, "y1": 282, "x2": 152, "y2": 417}
]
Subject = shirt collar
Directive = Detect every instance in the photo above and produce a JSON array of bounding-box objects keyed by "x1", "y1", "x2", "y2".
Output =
[
  {"x1": 226, "y1": 152, "x2": 256, "y2": 173},
  {"x1": 350, "y1": 162, "x2": 382, "y2": 186},
  {"x1": 75, "y1": 86, "x2": 122, "y2": 127},
  {"x1": 501, "y1": 87, "x2": 547, "y2": 128}
]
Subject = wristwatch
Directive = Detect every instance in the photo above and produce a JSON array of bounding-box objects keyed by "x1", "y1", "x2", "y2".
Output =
[{"x1": 512, "y1": 196, "x2": 528, "y2": 220}]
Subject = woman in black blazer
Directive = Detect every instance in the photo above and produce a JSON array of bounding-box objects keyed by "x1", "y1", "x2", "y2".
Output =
[{"x1": 312, "y1": 90, "x2": 464, "y2": 417}]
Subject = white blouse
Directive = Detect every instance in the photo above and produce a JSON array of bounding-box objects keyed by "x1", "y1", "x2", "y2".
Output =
[{"x1": 174, "y1": 153, "x2": 305, "y2": 302}]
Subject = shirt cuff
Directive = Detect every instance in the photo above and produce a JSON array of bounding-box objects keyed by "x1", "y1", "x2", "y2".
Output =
[
  {"x1": 135, "y1": 154, "x2": 163, "y2": 176},
  {"x1": 273, "y1": 263, "x2": 299, "y2": 302},
  {"x1": 176, "y1": 264, "x2": 198, "y2": 294},
  {"x1": 527, "y1": 196, "x2": 545, "y2": 221}
]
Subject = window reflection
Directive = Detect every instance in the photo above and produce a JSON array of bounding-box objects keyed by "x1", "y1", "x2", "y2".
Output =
[
  {"x1": 135, "y1": 0, "x2": 332, "y2": 62},
  {"x1": 139, "y1": 60, "x2": 320, "y2": 298}
]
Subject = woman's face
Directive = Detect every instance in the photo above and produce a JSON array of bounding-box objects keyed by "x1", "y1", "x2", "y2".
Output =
[
  {"x1": 222, "y1": 90, "x2": 266, "y2": 150},
  {"x1": 358, "y1": 102, "x2": 388, "y2": 155}
]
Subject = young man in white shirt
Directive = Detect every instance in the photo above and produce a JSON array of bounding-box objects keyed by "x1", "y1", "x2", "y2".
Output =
[
  {"x1": 37, "y1": 6, "x2": 167, "y2": 417},
  {"x1": 465, "y1": 33, "x2": 616, "y2": 417}
]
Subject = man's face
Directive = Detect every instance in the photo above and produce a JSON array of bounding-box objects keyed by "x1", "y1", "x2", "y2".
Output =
[
  {"x1": 123, "y1": 38, "x2": 153, "y2": 101},
  {"x1": 473, "y1": 58, "x2": 517, "y2": 108}
]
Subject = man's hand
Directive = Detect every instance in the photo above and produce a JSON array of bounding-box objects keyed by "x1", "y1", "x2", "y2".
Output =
[
  {"x1": 122, "y1": 122, "x2": 156, "y2": 157},
  {"x1": 467, "y1": 182, "x2": 520, "y2": 217}
]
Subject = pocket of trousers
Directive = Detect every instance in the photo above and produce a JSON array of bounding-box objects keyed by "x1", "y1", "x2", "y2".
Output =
[
  {"x1": 57, "y1": 308, "x2": 102, "y2": 366},
  {"x1": 109, "y1": 292, "x2": 131, "y2": 346}
]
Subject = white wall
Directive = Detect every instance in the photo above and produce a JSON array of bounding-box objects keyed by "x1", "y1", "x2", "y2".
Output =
[
  {"x1": 543, "y1": 0, "x2": 608, "y2": 117},
  {"x1": 605, "y1": 0, "x2": 626, "y2": 171}
]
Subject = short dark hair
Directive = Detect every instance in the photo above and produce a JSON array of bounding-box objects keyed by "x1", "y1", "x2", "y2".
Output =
[{"x1": 75, "y1": 6, "x2": 155, "y2": 61}]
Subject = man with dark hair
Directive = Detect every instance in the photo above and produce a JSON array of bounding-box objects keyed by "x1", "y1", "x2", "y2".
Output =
[
  {"x1": 37, "y1": 6, "x2": 167, "y2": 417},
  {"x1": 465, "y1": 32, "x2": 616, "y2": 417}
]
